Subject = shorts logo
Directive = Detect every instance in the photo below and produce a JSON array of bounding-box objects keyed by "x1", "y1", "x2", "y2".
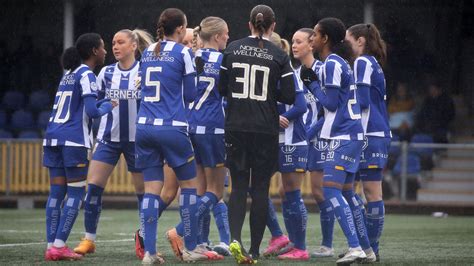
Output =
[
  {"x1": 314, "y1": 140, "x2": 328, "y2": 152},
  {"x1": 281, "y1": 145, "x2": 296, "y2": 154},
  {"x1": 328, "y1": 139, "x2": 341, "y2": 151},
  {"x1": 362, "y1": 136, "x2": 369, "y2": 151}
]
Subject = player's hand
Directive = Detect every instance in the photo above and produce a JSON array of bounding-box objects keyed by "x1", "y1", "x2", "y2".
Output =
[
  {"x1": 300, "y1": 65, "x2": 318, "y2": 87},
  {"x1": 195, "y1": 56, "x2": 205, "y2": 76},
  {"x1": 279, "y1": 115, "x2": 289, "y2": 129},
  {"x1": 111, "y1": 100, "x2": 119, "y2": 108}
]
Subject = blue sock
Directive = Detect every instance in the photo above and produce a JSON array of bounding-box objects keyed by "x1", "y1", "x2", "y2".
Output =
[
  {"x1": 136, "y1": 193, "x2": 144, "y2": 236},
  {"x1": 213, "y1": 201, "x2": 230, "y2": 245},
  {"x1": 343, "y1": 190, "x2": 371, "y2": 250},
  {"x1": 180, "y1": 188, "x2": 198, "y2": 251},
  {"x1": 176, "y1": 222, "x2": 184, "y2": 237},
  {"x1": 84, "y1": 184, "x2": 104, "y2": 236},
  {"x1": 46, "y1": 184, "x2": 67, "y2": 244},
  {"x1": 55, "y1": 185, "x2": 85, "y2": 243},
  {"x1": 282, "y1": 200, "x2": 294, "y2": 243},
  {"x1": 317, "y1": 199, "x2": 335, "y2": 248},
  {"x1": 158, "y1": 201, "x2": 168, "y2": 217},
  {"x1": 141, "y1": 193, "x2": 161, "y2": 255},
  {"x1": 367, "y1": 200, "x2": 384, "y2": 254},
  {"x1": 197, "y1": 192, "x2": 218, "y2": 244},
  {"x1": 201, "y1": 211, "x2": 211, "y2": 245},
  {"x1": 354, "y1": 193, "x2": 366, "y2": 220},
  {"x1": 323, "y1": 187, "x2": 359, "y2": 248},
  {"x1": 266, "y1": 198, "x2": 283, "y2": 237},
  {"x1": 286, "y1": 190, "x2": 307, "y2": 250}
]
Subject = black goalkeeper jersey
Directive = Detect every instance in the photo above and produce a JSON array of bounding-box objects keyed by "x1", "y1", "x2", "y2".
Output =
[{"x1": 218, "y1": 36, "x2": 296, "y2": 135}]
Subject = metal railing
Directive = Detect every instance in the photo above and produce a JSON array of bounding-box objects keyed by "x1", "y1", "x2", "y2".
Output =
[{"x1": 1, "y1": 140, "x2": 473, "y2": 202}]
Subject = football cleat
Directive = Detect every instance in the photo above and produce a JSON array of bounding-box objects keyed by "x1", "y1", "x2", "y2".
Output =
[
  {"x1": 213, "y1": 242, "x2": 231, "y2": 256},
  {"x1": 311, "y1": 245, "x2": 335, "y2": 258},
  {"x1": 277, "y1": 248, "x2": 310, "y2": 261},
  {"x1": 165, "y1": 228, "x2": 184, "y2": 260},
  {"x1": 229, "y1": 240, "x2": 257, "y2": 264},
  {"x1": 142, "y1": 251, "x2": 165, "y2": 265},
  {"x1": 73, "y1": 238, "x2": 95, "y2": 255},
  {"x1": 336, "y1": 247, "x2": 367, "y2": 265},
  {"x1": 45, "y1": 246, "x2": 83, "y2": 261},
  {"x1": 263, "y1": 235, "x2": 290, "y2": 257}
]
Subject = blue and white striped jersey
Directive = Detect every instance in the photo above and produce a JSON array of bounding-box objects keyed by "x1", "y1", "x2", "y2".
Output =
[
  {"x1": 188, "y1": 48, "x2": 225, "y2": 134},
  {"x1": 319, "y1": 54, "x2": 364, "y2": 140},
  {"x1": 137, "y1": 41, "x2": 196, "y2": 127},
  {"x1": 296, "y1": 60, "x2": 324, "y2": 142},
  {"x1": 354, "y1": 55, "x2": 391, "y2": 138},
  {"x1": 278, "y1": 75, "x2": 307, "y2": 145},
  {"x1": 44, "y1": 64, "x2": 98, "y2": 148},
  {"x1": 96, "y1": 61, "x2": 140, "y2": 142}
]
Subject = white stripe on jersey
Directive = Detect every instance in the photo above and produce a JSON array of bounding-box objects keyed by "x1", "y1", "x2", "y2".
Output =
[
  {"x1": 325, "y1": 59, "x2": 342, "y2": 87},
  {"x1": 208, "y1": 52, "x2": 220, "y2": 63},
  {"x1": 82, "y1": 107, "x2": 92, "y2": 148},
  {"x1": 182, "y1": 47, "x2": 195, "y2": 75},
  {"x1": 110, "y1": 72, "x2": 122, "y2": 141},
  {"x1": 354, "y1": 57, "x2": 373, "y2": 85},
  {"x1": 128, "y1": 99, "x2": 137, "y2": 142}
]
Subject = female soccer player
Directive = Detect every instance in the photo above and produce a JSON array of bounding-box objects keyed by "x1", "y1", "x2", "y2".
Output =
[
  {"x1": 345, "y1": 23, "x2": 390, "y2": 262},
  {"x1": 270, "y1": 32, "x2": 309, "y2": 261},
  {"x1": 262, "y1": 32, "x2": 307, "y2": 259},
  {"x1": 43, "y1": 33, "x2": 115, "y2": 261},
  {"x1": 72, "y1": 29, "x2": 153, "y2": 259},
  {"x1": 166, "y1": 16, "x2": 231, "y2": 260},
  {"x1": 135, "y1": 8, "x2": 207, "y2": 264},
  {"x1": 300, "y1": 17, "x2": 366, "y2": 264},
  {"x1": 219, "y1": 4, "x2": 295, "y2": 263},
  {"x1": 293, "y1": 28, "x2": 336, "y2": 258}
]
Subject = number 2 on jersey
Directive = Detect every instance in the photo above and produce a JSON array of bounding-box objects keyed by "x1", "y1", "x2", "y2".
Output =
[
  {"x1": 144, "y1": 66, "x2": 162, "y2": 102},
  {"x1": 232, "y1": 63, "x2": 269, "y2": 101},
  {"x1": 52, "y1": 91, "x2": 72, "y2": 123},
  {"x1": 348, "y1": 85, "x2": 361, "y2": 119}
]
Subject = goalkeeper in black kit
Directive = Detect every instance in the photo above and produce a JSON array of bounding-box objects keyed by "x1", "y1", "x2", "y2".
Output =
[{"x1": 218, "y1": 4, "x2": 296, "y2": 264}]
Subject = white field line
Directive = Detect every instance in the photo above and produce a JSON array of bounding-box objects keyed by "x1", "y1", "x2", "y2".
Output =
[
  {"x1": 0, "y1": 230, "x2": 133, "y2": 237},
  {"x1": 0, "y1": 238, "x2": 133, "y2": 248}
]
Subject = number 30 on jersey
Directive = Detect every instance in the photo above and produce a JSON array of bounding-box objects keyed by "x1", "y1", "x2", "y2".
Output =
[{"x1": 232, "y1": 62, "x2": 269, "y2": 101}]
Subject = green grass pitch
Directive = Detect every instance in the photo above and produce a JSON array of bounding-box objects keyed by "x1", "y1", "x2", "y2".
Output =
[{"x1": 0, "y1": 209, "x2": 473, "y2": 265}]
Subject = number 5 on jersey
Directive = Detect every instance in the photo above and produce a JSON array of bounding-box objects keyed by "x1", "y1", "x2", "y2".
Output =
[{"x1": 144, "y1": 66, "x2": 162, "y2": 102}]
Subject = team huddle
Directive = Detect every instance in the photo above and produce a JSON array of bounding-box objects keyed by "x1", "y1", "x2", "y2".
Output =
[{"x1": 42, "y1": 4, "x2": 390, "y2": 265}]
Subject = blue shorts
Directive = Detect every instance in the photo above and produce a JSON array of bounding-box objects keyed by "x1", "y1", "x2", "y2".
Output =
[
  {"x1": 278, "y1": 144, "x2": 308, "y2": 173},
  {"x1": 135, "y1": 125, "x2": 195, "y2": 180},
  {"x1": 359, "y1": 137, "x2": 390, "y2": 170},
  {"x1": 307, "y1": 139, "x2": 328, "y2": 171},
  {"x1": 92, "y1": 140, "x2": 140, "y2": 172},
  {"x1": 324, "y1": 139, "x2": 364, "y2": 174},
  {"x1": 43, "y1": 146, "x2": 89, "y2": 168},
  {"x1": 43, "y1": 146, "x2": 89, "y2": 179},
  {"x1": 190, "y1": 134, "x2": 225, "y2": 168}
]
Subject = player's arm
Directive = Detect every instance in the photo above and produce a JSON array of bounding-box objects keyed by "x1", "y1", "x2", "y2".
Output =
[
  {"x1": 354, "y1": 58, "x2": 372, "y2": 110},
  {"x1": 281, "y1": 80, "x2": 307, "y2": 121},
  {"x1": 81, "y1": 71, "x2": 114, "y2": 118},
  {"x1": 218, "y1": 52, "x2": 230, "y2": 97},
  {"x1": 276, "y1": 56, "x2": 296, "y2": 104},
  {"x1": 307, "y1": 116, "x2": 325, "y2": 141},
  {"x1": 301, "y1": 63, "x2": 338, "y2": 112},
  {"x1": 182, "y1": 48, "x2": 197, "y2": 102}
]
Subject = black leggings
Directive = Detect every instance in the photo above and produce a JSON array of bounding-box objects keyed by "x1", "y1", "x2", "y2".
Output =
[{"x1": 225, "y1": 131, "x2": 278, "y2": 257}]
